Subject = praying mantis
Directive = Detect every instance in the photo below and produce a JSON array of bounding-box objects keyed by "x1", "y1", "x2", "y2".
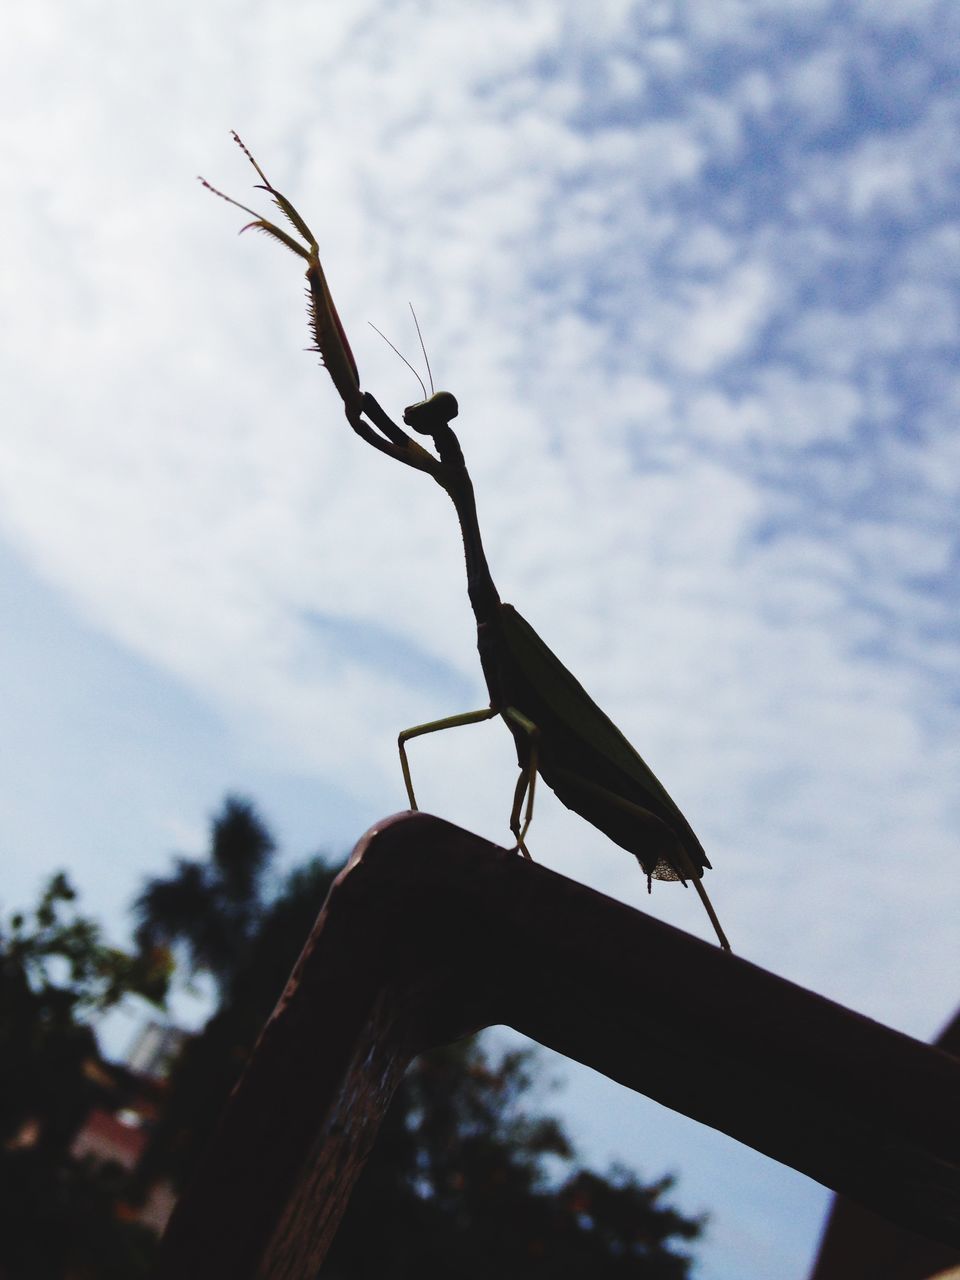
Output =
[{"x1": 203, "y1": 134, "x2": 731, "y2": 951}]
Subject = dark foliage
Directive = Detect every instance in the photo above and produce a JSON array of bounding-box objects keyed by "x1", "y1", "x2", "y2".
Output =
[
  {"x1": 324, "y1": 1042, "x2": 702, "y2": 1279},
  {"x1": 0, "y1": 873, "x2": 167, "y2": 1278},
  {"x1": 133, "y1": 850, "x2": 336, "y2": 1193},
  {"x1": 132, "y1": 795, "x2": 275, "y2": 997},
  {"x1": 0, "y1": 1149, "x2": 157, "y2": 1280}
]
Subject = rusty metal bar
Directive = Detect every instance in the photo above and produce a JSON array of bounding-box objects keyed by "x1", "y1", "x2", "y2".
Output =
[{"x1": 154, "y1": 812, "x2": 960, "y2": 1278}]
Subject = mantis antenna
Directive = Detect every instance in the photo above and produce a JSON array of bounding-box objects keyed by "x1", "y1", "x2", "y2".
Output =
[
  {"x1": 409, "y1": 303, "x2": 435, "y2": 396},
  {"x1": 367, "y1": 322, "x2": 428, "y2": 401}
]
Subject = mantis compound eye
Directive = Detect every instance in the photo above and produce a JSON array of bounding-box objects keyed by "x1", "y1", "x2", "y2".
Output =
[{"x1": 403, "y1": 390, "x2": 459, "y2": 435}]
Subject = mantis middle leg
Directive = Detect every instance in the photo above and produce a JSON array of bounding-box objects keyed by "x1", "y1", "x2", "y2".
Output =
[{"x1": 503, "y1": 707, "x2": 540, "y2": 859}]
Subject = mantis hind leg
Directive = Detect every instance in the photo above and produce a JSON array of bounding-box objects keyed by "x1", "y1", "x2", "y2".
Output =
[
  {"x1": 673, "y1": 846, "x2": 731, "y2": 954},
  {"x1": 549, "y1": 768, "x2": 731, "y2": 952},
  {"x1": 398, "y1": 707, "x2": 497, "y2": 810}
]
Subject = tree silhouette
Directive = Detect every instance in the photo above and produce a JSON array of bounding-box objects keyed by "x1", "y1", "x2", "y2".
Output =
[
  {"x1": 133, "y1": 796, "x2": 275, "y2": 999},
  {"x1": 0, "y1": 873, "x2": 166, "y2": 1278},
  {"x1": 325, "y1": 1040, "x2": 702, "y2": 1279}
]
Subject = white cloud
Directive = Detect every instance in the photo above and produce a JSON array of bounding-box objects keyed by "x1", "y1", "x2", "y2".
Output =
[
  {"x1": 784, "y1": 46, "x2": 848, "y2": 134},
  {"x1": 666, "y1": 261, "x2": 774, "y2": 375},
  {"x1": 6, "y1": 0, "x2": 960, "y2": 1004}
]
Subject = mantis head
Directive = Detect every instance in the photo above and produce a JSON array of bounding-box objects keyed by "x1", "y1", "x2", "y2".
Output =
[{"x1": 403, "y1": 391, "x2": 460, "y2": 437}]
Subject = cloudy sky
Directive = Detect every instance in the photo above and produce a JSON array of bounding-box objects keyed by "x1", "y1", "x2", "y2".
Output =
[{"x1": 2, "y1": 1, "x2": 959, "y2": 1275}]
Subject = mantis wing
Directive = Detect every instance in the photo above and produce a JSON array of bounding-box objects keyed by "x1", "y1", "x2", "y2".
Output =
[{"x1": 493, "y1": 604, "x2": 710, "y2": 878}]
